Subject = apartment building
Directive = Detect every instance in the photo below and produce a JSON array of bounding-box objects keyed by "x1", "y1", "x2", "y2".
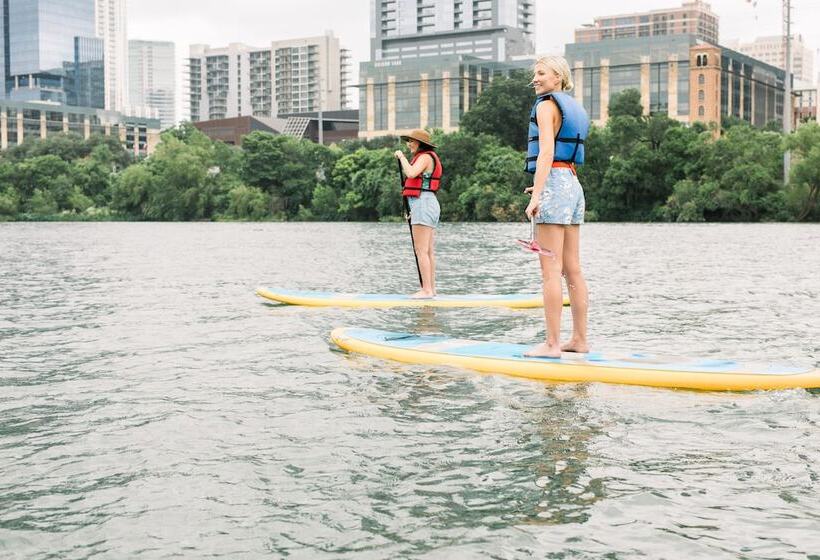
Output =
[
  {"x1": 187, "y1": 32, "x2": 349, "y2": 122},
  {"x1": 575, "y1": 1, "x2": 718, "y2": 45}
]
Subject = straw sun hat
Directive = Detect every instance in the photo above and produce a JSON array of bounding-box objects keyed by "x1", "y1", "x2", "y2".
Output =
[{"x1": 400, "y1": 129, "x2": 437, "y2": 149}]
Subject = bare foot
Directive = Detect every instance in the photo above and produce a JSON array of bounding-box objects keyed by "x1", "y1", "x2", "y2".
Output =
[
  {"x1": 410, "y1": 290, "x2": 435, "y2": 299},
  {"x1": 561, "y1": 339, "x2": 589, "y2": 353},
  {"x1": 524, "y1": 342, "x2": 562, "y2": 358}
]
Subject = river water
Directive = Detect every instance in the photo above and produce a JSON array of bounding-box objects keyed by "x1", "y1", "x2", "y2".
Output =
[{"x1": 1, "y1": 222, "x2": 819, "y2": 559}]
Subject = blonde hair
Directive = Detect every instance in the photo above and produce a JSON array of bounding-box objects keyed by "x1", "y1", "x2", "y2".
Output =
[{"x1": 535, "y1": 55, "x2": 574, "y2": 92}]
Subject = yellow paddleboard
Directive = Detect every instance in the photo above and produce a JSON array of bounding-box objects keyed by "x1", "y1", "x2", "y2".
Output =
[
  {"x1": 331, "y1": 327, "x2": 820, "y2": 391},
  {"x1": 257, "y1": 288, "x2": 569, "y2": 308}
]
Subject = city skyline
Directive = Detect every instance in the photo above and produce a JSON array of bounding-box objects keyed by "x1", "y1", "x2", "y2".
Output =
[
  {"x1": 130, "y1": 0, "x2": 820, "y2": 62},
  {"x1": 128, "y1": 0, "x2": 820, "y2": 123}
]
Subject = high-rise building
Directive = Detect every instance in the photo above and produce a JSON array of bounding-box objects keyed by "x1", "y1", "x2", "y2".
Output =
[
  {"x1": 574, "y1": 1, "x2": 718, "y2": 45},
  {"x1": 95, "y1": 0, "x2": 128, "y2": 111},
  {"x1": 726, "y1": 35, "x2": 815, "y2": 87},
  {"x1": 187, "y1": 32, "x2": 348, "y2": 122},
  {"x1": 371, "y1": 0, "x2": 534, "y2": 62},
  {"x1": 565, "y1": 34, "x2": 785, "y2": 129},
  {"x1": 0, "y1": 0, "x2": 104, "y2": 108},
  {"x1": 359, "y1": 0, "x2": 535, "y2": 138},
  {"x1": 129, "y1": 40, "x2": 176, "y2": 129}
]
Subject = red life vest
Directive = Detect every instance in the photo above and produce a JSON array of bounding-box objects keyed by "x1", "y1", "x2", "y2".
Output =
[{"x1": 401, "y1": 150, "x2": 442, "y2": 198}]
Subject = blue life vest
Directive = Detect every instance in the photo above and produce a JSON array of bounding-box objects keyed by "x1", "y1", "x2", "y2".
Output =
[{"x1": 525, "y1": 91, "x2": 590, "y2": 173}]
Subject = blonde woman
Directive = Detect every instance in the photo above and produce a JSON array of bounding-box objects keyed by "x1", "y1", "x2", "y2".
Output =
[
  {"x1": 394, "y1": 129, "x2": 443, "y2": 298},
  {"x1": 523, "y1": 56, "x2": 591, "y2": 358}
]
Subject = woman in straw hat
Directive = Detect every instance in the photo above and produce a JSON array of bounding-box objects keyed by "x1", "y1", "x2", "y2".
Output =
[
  {"x1": 394, "y1": 129, "x2": 443, "y2": 299},
  {"x1": 523, "y1": 55, "x2": 591, "y2": 357}
]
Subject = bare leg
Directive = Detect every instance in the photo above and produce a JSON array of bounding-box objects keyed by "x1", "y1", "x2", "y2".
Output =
[
  {"x1": 525, "y1": 224, "x2": 565, "y2": 358},
  {"x1": 428, "y1": 228, "x2": 437, "y2": 296},
  {"x1": 561, "y1": 225, "x2": 589, "y2": 353},
  {"x1": 411, "y1": 225, "x2": 435, "y2": 298}
]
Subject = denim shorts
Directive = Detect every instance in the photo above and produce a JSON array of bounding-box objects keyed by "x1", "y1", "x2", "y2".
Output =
[
  {"x1": 536, "y1": 167, "x2": 585, "y2": 225},
  {"x1": 407, "y1": 192, "x2": 440, "y2": 228}
]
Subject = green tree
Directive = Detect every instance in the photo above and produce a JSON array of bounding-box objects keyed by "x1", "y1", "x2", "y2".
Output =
[
  {"x1": 456, "y1": 144, "x2": 531, "y2": 221},
  {"x1": 225, "y1": 185, "x2": 271, "y2": 220},
  {"x1": 7, "y1": 155, "x2": 86, "y2": 215},
  {"x1": 143, "y1": 135, "x2": 210, "y2": 220},
  {"x1": 608, "y1": 88, "x2": 643, "y2": 118},
  {"x1": 86, "y1": 134, "x2": 133, "y2": 170},
  {"x1": 661, "y1": 125, "x2": 784, "y2": 221},
  {"x1": 71, "y1": 159, "x2": 111, "y2": 206},
  {"x1": 309, "y1": 184, "x2": 340, "y2": 220},
  {"x1": 460, "y1": 70, "x2": 534, "y2": 151},
  {"x1": 110, "y1": 164, "x2": 155, "y2": 217},
  {"x1": 337, "y1": 135, "x2": 401, "y2": 153},
  {"x1": 1, "y1": 132, "x2": 87, "y2": 163},
  {"x1": 785, "y1": 122, "x2": 820, "y2": 221},
  {"x1": 433, "y1": 131, "x2": 499, "y2": 219},
  {"x1": 26, "y1": 188, "x2": 59, "y2": 215},
  {"x1": 331, "y1": 147, "x2": 398, "y2": 220},
  {"x1": 242, "y1": 132, "x2": 336, "y2": 218},
  {"x1": 0, "y1": 185, "x2": 20, "y2": 217}
]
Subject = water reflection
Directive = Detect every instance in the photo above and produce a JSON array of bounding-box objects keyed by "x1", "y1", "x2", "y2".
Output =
[{"x1": 522, "y1": 387, "x2": 603, "y2": 526}]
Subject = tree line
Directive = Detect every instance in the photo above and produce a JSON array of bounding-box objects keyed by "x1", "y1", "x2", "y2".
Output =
[{"x1": 1, "y1": 75, "x2": 817, "y2": 222}]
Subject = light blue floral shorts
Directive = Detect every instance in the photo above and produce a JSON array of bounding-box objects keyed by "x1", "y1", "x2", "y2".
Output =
[
  {"x1": 407, "y1": 192, "x2": 440, "y2": 228},
  {"x1": 536, "y1": 168, "x2": 585, "y2": 225}
]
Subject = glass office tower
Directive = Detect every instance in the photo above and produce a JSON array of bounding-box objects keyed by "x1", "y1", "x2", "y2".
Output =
[
  {"x1": 66, "y1": 36, "x2": 105, "y2": 108},
  {"x1": 1, "y1": 0, "x2": 103, "y2": 107}
]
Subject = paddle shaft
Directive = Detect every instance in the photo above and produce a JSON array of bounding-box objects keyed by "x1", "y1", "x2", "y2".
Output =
[{"x1": 397, "y1": 159, "x2": 423, "y2": 288}]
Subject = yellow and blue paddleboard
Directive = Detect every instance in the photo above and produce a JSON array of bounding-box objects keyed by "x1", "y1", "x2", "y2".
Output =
[
  {"x1": 331, "y1": 327, "x2": 820, "y2": 391},
  {"x1": 257, "y1": 288, "x2": 568, "y2": 308}
]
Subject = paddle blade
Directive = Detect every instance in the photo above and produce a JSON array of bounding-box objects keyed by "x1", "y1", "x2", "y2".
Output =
[{"x1": 515, "y1": 239, "x2": 555, "y2": 257}]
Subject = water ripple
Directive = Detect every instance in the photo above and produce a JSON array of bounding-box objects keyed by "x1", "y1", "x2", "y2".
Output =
[{"x1": 0, "y1": 222, "x2": 818, "y2": 558}]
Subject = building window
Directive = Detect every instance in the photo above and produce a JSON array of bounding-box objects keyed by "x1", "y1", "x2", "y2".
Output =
[
  {"x1": 698, "y1": 89, "x2": 705, "y2": 102},
  {"x1": 698, "y1": 73, "x2": 705, "y2": 85},
  {"x1": 698, "y1": 106, "x2": 705, "y2": 117}
]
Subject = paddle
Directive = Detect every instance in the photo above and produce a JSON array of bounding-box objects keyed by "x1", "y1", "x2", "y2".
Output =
[
  {"x1": 398, "y1": 159, "x2": 423, "y2": 287},
  {"x1": 516, "y1": 216, "x2": 555, "y2": 257}
]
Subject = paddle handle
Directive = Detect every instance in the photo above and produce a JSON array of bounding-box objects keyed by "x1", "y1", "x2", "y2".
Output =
[
  {"x1": 398, "y1": 158, "x2": 423, "y2": 288},
  {"x1": 530, "y1": 215, "x2": 536, "y2": 242}
]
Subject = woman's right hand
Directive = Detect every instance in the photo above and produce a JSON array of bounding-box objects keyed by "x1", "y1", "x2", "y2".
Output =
[
  {"x1": 525, "y1": 196, "x2": 539, "y2": 218},
  {"x1": 393, "y1": 150, "x2": 404, "y2": 160}
]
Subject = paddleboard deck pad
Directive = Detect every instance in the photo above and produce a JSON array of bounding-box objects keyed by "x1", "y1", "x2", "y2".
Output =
[
  {"x1": 331, "y1": 327, "x2": 820, "y2": 391},
  {"x1": 258, "y1": 288, "x2": 568, "y2": 308}
]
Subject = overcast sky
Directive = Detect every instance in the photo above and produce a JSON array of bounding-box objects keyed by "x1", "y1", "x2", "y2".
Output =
[{"x1": 129, "y1": 0, "x2": 820, "y2": 121}]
